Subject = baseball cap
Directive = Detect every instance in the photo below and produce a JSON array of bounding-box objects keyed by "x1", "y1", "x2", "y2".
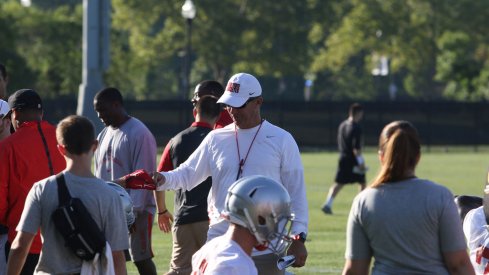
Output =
[
  {"x1": 0, "y1": 99, "x2": 9, "y2": 118},
  {"x1": 7, "y1": 89, "x2": 42, "y2": 117},
  {"x1": 217, "y1": 73, "x2": 262, "y2": 108}
]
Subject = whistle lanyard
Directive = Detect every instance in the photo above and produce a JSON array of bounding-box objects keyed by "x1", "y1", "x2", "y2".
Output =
[{"x1": 235, "y1": 120, "x2": 264, "y2": 180}]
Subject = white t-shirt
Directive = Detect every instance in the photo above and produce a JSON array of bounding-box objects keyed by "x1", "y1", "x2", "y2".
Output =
[
  {"x1": 464, "y1": 206, "x2": 489, "y2": 275},
  {"x1": 158, "y1": 120, "x2": 308, "y2": 251},
  {"x1": 191, "y1": 236, "x2": 257, "y2": 275}
]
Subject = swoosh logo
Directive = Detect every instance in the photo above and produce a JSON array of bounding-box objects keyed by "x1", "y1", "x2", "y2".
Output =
[
  {"x1": 249, "y1": 92, "x2": 255, "y2": 95},
  {"x1": 266, "y1": 135, "x2": 275, "y2": 138}
]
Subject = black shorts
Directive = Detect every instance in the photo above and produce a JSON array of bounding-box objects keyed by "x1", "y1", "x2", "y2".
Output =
[{"x1": 335, "y1": 155, "x2": 365, "y2": 184}]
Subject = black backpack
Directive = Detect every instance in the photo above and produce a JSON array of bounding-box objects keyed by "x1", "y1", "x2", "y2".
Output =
[{"x1": 52, "y1": 173, "x2": 106, "y2": 261}]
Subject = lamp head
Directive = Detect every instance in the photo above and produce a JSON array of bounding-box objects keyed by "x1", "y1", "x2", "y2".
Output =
[{"x1": 181, "y1": 0, "x2": 196, "y2": 19}]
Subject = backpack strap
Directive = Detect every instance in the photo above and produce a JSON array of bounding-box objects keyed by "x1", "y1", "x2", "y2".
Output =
[{"x1": 56, "y1": 173, "x2": 72, "y2": 206}]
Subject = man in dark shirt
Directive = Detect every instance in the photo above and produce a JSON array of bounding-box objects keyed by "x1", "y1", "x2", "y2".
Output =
[
  {"x1": 322, "y1": 103, "x2": 366, "y2": 215},
  {"x1": 157, "y1": 95, "x2": 221, "y2": 275}
]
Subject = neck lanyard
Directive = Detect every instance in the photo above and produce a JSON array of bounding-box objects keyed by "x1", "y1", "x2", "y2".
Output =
[{"x1": 235, "y1": 120, "x2": 264, "y2": 180}]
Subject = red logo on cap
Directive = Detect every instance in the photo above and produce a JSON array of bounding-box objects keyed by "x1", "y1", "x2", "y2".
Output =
[{"x1": 226, "y1": 83, "x2": 240, "y2": 93}]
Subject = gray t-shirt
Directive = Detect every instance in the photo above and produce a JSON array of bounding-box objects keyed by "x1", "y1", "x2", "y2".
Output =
[
  {"x1": 17, "y1": 172, "x2": 129, "y2": 275},
  {"x1": 346, "y1": 178, "x2": 466, "y2": 274},
  {"x1": 94, "y1": 117, "x2": 157, "y2": 213}
]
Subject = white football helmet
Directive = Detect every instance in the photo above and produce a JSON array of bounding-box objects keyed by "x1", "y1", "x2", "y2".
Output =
[{"x1": 223, "y1": 175, "x2": 294, "y2": 255}]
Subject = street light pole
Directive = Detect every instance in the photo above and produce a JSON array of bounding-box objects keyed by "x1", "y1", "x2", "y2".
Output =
[
  {"x1": 77, "y1": 0, "x2": 110, "y2": 132},
  {"x1": 181, "y1": 0, "x2": 196, "y2": 100},
  {"x1": 184, "y1": 18, "x2": 192, "y2": 100}
]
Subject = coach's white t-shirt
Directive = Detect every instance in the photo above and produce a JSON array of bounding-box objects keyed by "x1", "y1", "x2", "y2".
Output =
[
  {"x1": 159, "y1": 120, "x2": 308, "y2": 256},
  {"x1": 191, "y1": 236, "x2": 257, "y2": 275}
]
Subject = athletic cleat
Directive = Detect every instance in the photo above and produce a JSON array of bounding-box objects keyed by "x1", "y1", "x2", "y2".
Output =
[{"x1": 321, "y1": 205, "x2": 333, "y2": 215}]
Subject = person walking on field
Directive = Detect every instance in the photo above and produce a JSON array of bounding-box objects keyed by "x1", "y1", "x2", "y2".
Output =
[
  {"x1": 152, "y1": 72, "x2": 308, "y2": 275},
  {"x1": 0, "y1": 89, "x2": 66, "y2": 275},
  {"x1": 342, "y1": 121, "x2": 474, "y2": 275},
  {"x1": 6, "y1": 115, "x2": 128, "y2": 275},
  {"x1": 322, "y1": 103, "x2": 366, "y2": 215},
  {"x1": 93, "y1": 87, "x2": 157, "y2": 275},
  {"x1": 191, "y1": 176, "x2": 295, "y2": 275},
  {"x1": 157, "y1": 95, "x2": 221, "y2": 275}
]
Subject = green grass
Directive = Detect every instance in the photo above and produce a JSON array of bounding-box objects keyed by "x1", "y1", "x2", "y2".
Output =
[{"x1": 127, "y1": 150, "x2": 488, "y2": 274}]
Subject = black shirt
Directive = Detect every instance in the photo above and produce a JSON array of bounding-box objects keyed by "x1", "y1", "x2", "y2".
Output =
[
  {"x1": 337, "y1": 119, "x2": 362, "y2": 157},
  {"x1": 164, "y1": 122, "x2": 213, "y2": 225}
]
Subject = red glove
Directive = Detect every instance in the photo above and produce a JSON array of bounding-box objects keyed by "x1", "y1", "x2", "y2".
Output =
[{"x1": 123, "y1": 169, "x2": 156, "y2": 190}]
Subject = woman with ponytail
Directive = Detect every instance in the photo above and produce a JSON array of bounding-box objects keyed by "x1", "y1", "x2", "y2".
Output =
[{"x1": 342, "y1": 121, "x2": 473, "y2": 275}]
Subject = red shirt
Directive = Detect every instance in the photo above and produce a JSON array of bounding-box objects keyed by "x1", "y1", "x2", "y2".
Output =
[
  {"x1": 214, "y1": 110, "x2": 233, "y2": 129},
  {"x1": 0, "y1": 121, "x2": 65, "y2": 253}
]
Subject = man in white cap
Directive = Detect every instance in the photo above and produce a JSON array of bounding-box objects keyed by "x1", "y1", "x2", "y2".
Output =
[{"x1": 152, "y1": 73, "x2": 308, "y2": 275}]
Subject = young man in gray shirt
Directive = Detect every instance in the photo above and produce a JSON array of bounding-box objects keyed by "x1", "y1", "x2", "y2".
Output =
[{"x1": 6, "y1": 115, "x2": 129, "y2": 275}]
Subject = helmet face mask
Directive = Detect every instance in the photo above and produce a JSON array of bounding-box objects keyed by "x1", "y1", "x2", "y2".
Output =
[
  {"x1": 223, "y1": 175, "x2": 295, "y2": 255},
  {"x1": 267, "y1": 214, "x2": 295, "y2": 255}
]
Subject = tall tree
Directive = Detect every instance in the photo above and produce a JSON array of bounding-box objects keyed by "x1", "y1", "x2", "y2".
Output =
[{"x1": 0, "y1": 1, "x2": 82, "y2": 98}]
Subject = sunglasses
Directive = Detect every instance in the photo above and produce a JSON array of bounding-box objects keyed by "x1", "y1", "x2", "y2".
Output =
[{"x1": 228, "y1": 97, "x2": 259, "y2": 109}]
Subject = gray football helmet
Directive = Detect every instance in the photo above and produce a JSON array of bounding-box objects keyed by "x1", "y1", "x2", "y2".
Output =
[{"x1": 223, "y1": 175, "x2": 295, "y2": 254}]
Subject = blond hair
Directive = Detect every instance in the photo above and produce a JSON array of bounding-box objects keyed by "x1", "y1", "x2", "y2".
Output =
[{"x1": 371, "y1": 121, "x2": 421, "y2": 188}]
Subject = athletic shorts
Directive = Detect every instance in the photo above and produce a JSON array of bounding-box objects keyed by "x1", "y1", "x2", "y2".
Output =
[
  {"x1": 335, "y1": 155, "x2": 365, "y2": 184},
  {"x1": 125, "y1": 211, "x2": 154, "y2": 262}
]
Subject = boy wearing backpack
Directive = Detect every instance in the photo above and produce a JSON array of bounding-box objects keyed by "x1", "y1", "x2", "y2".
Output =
[{"x1": 7, "y1": 115, "x2": 129, "y2": 275}]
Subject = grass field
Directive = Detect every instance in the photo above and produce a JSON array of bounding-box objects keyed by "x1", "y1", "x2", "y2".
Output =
[{"x1": 127, "y1": 149, "x2": 488, "y2": 274}]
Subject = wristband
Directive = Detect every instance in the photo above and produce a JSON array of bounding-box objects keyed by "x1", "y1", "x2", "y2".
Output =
[
  {"x1": 356, "y1": 155, "x2": 364, "y2": 165},
  {"x1": 294, "y1": 232, "x2": 307, "y2": 243},
  {"x1": 158, "y1": 209, "x2": 168, "y2": 215}
]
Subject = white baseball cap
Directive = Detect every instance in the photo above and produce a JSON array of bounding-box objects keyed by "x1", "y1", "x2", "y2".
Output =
[
  {"x1": 0, "y1": 99, "x2": 9, "y2": 118},
  {"x1": 217, "y1": 73, "x2": 262, "y2": 108}
]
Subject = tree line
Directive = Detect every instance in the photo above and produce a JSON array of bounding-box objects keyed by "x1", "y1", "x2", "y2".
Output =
[{"x1": 1, "y1": 0, "x2": 488, "y2": 101}]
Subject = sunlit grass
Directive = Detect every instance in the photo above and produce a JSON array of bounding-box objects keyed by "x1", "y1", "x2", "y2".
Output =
[{"x1": 127, "y1": 150, "x2": 487, "y2": 274}]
